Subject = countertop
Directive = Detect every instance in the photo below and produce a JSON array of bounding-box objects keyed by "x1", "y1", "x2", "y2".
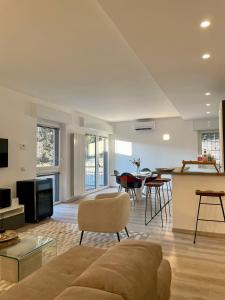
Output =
[{"x1": 172, "y1": 167, "x2": 225, "y2": 176}]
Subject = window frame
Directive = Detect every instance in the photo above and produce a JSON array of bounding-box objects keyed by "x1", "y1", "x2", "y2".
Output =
[
  {"x1": 97, "y1": 136, "x2": 109, "y2": 187},
  {"x1": 85, "y1": 134, "x2": 97, "y2": 191},
  {"x1": 198, "y1": 130, "x2": 220, "y2": 164},
  {"x1": 36, "y1": 122, "x2": 61, "y2": 203},
  {"x1": 84, "y1": 134, "x2": 109, "y2": 192},
  {"x1": 36, "y1": 123, "x2": 60, "y2": 174}
]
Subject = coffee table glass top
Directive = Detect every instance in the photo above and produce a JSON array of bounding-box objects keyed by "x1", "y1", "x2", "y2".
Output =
[{"x1": 0, "y1": 236, "x2": 55, "y2": 260}]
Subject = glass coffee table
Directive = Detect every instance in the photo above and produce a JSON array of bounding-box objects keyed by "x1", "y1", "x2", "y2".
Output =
[{"x1": 0, "y1": 235, "x2": 57, "y2": 282}]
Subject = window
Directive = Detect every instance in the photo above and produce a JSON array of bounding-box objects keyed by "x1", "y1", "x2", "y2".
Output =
[
  {"x1": 199, "y1": 131, "x2": 220, "y2": 164},
  {"x1": 98, "y1": 137, "x2": 108, "y2": 187},
  {"x1": 85, "y1": 135, "x2": 96, "y2": 191},
  {"x1": 85, "y1": 135, "x2": 108, "y2": 191},
  {"x1": 115, "y1": 140, "x2": 132, "y2": 156},
  {"x1": 37, "y1": 125, "x2": 60, "y2": 202},
  {"x1": 37, "y1": 125, "x2": 59, "y2": 167}
]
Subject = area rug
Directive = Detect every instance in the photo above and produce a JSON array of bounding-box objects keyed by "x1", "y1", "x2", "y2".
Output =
[
  {"x1": 19, "y1": 220, "x2": 150, "y2": 254},
  {"x1": 0, "y1": 220, "x2": 150, "y2": 294}
]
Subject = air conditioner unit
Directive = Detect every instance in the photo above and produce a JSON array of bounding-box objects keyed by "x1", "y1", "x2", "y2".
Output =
[{"x1": 134, "y1": 119, "x2": 155, "y2": 131}]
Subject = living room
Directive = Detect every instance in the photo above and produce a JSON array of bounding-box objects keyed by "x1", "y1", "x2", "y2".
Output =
[{"x1": 0, "y1": 1, "x2": 225, "y2": 300}]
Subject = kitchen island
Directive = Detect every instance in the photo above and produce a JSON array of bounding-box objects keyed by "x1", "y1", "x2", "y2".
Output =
[{"x1": 172, "y1": 168, "x2": 225, "y2": 236}]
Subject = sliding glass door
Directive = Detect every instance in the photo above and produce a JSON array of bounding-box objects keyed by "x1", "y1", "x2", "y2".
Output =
[
  {"x1": 85, "y1": 135, "x2": 108, "y2": 191},
  {"x1": 98, "y1": 137, "x2": 108, "y2": 187},
  {"x1": 85, "y1": 135, "x2": 96, "y2": 190}
]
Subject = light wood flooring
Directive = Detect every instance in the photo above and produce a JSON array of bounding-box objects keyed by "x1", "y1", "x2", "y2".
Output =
[{"x1": 52, "y1": 188, "x2": 225, "y2": 300}]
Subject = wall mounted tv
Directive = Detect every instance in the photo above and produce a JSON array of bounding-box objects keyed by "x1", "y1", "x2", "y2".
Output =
[{"x1": 0, "y1": 139, "x2": 8, "y2": 168}]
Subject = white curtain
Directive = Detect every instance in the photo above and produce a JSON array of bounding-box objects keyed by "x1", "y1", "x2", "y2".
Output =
[{"x1": 71, "y1": 133, "x2": 85, "y2": 197}]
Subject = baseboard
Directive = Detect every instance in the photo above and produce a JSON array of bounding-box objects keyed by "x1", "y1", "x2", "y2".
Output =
[{"x1": 173, "y1": 227, "x2": 225, "y2": 239}]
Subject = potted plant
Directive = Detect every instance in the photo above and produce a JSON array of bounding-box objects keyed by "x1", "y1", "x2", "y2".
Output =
[{"x1": 130, "y1": 158, "x2": 141, "y2": 174}]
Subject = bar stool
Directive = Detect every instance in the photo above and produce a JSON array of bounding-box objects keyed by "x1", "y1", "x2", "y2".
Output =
[
  {"x1": 155, "y1": 177, "x2": 172, "y2": 216},
  {"x1": 193, "y1": 190, "x2": 225, "y2": 243},
  {"x1": 145, "y1": 181, "x2": 167, "y2": 227}
]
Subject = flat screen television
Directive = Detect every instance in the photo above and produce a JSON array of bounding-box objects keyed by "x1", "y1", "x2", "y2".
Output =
[{"x1": 0, "y1": 138, "x2": 8, "y2": 168}]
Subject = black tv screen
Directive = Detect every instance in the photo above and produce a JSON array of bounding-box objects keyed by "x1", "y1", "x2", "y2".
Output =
[{"x1": 0, "y1": 138, "x2": 8, "y2": 168}]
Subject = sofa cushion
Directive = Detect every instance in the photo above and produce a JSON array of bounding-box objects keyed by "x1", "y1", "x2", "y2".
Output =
[
  {"x1": 54, "y1": 286, "x2": 124, "y2": 300},
  {"x1": 72, "y1": 240, "x2": 162, "y2": 300},
  {"x1": 0, "y1": 246, "x2": 106, "y2": 300},
  {"x1": 157, "y1": 259, "x2": 171, "y2": 300}
]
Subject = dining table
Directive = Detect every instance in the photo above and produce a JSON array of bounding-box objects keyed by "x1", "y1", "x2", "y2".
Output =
[
  {"x1": 132, "y1": 172, "x2": 152, "y2": 201},
  {"x1": 132, "y1": 169, "x2": 174, "y2": 201},
  {"x1": 112, "y1": 169, "x2": 174, "y2": 201}
]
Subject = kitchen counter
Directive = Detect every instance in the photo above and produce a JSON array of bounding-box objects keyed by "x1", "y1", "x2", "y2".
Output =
[
  {"x1": 172, "y1": 168, "x2": 225, "y2": 236},
  {"x1": 172, "y1": 167, "x2": 225, "y2": 176}
]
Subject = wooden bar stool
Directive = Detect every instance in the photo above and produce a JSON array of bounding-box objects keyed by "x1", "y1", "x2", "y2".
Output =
[
  {"x1": 155, "y1": 178, "x2": 172, "y2": 216},
  {"x1": 193, "y1": 190, "x2": 225, "y2": 243},
  {"x1": 145, "y1": 181, "x2": 167, "y2": 227}
]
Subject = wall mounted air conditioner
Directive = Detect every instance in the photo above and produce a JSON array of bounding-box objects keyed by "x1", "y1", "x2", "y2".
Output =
[{"x1": 134, "y1": 119, "x2": 156, "y2": 131}]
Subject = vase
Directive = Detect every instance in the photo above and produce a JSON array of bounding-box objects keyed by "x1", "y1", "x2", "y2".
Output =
[{"x1": 136, "y1": 166, "x2": 140, "y2": 175}]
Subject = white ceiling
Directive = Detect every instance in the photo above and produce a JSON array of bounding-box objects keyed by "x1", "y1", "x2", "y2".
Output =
[
  {"x1": 99, "y1": 0, "x2": 225, "y2": 120},
  {"x1": 0, "y1": 0, "x2": 224, "y2": 121}
]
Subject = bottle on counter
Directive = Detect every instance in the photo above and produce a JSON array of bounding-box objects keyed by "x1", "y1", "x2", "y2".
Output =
[
  {"x1": 203, "y1": 149, "x2": 207, "y2": 162},
  {"x1": 207, "y1": 153, "x2": 212, "y2": 162},
  {"x1": 197, "y1": 154, "x2": 203, "y2": 162},
  {"x1": 197, "y1": 154, "x2": 203, "y2": 168}
]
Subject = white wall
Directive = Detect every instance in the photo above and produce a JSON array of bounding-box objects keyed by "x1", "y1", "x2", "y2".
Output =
[
  {"x1": 33, "y1": 103, "x2": 113, "y2": 200},
  {"x1": 0, "y1": 85, "x2": 113, "y2": 201},
  {"x1": 0, "y1": 84, "x2": 218, "y2": 201},
  {"x1": 110, "y1": 117, "x2": 203, "y2": 185},
  {"x1": 0, "y1": 87, "x2": 37, "y2": 196}
]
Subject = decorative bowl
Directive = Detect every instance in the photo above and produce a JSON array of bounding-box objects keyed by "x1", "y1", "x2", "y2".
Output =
[
  {"x1": 0, "y1": 230, "x2": 18, "y2": 243},
  {"x1": 155, "y1": 168, "x2": 175, "y2": 173}
]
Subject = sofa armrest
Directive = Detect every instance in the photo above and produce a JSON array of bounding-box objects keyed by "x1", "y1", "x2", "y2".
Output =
[{"x1": 157, "y1": 259, "x2": 171, "y2": 300}]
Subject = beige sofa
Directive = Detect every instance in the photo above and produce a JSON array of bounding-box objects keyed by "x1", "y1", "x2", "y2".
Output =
[
  {"x1": 78, "y1": 192, "x2": 130, "y2": 244},
  {"x1": 0, "y1": 240, "x2": 171, "y2": 300}
]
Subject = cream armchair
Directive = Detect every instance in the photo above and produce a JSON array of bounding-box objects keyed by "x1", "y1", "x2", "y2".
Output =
[{"x1": 78, "y1": 192, "x2": 130, "y2": 245}]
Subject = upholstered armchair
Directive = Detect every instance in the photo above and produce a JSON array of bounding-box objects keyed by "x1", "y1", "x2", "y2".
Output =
[{"x1": 78, "y1": 192, "x2": 130, "y2": 245}]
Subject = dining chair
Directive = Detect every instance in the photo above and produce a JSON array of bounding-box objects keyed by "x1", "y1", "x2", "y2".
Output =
[
  {"x1": 113, "y1": 170, "x2": 122, "y2": 191},
  {"x1": 120, "y1": 173, "x2": 142, "y2": 205},
  {"x1": 141, "y1": 168, "x2": 151, "y2": 172},
  {"x1": 78, "y1": 192, "x2": 130, "y2": 244},
  {"x1": 114, "y1": 170, "x2": 120, "y2": 175},
  {"x1": 116, "y1": 175, "x2": 122, "y2": 192}
]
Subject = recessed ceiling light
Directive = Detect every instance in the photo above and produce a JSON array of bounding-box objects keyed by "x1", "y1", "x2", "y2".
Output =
[
  {"x1": 200, "y1": 20, "x2": 211, "y2": 28},
  {"x1": 206, "y1": 103, "x2": 211, "y2": 107},
  {"x1": 202, "y1": 53, "x2": 211, "y2": 60},
  {"x1": 206, "y1": 111, "x2": 211, "y2": 114},
  {"x1": 205, "y1": 92, "x2": 211, "y2": 96}
]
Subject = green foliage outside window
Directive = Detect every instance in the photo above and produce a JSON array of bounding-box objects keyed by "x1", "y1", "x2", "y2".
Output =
[{"x1": 37, "y1": 126, "x2": 56, "y2": 167}]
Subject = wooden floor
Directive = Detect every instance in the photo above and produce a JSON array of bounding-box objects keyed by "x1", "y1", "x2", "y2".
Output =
[{"x1": 53, "y1": 189, "x2": 225, "y2": 300}]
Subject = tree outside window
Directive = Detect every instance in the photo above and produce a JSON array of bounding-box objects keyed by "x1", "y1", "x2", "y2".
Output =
[{"x1": 37, "y1": 126, "x2": 59, "y2": 167}]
